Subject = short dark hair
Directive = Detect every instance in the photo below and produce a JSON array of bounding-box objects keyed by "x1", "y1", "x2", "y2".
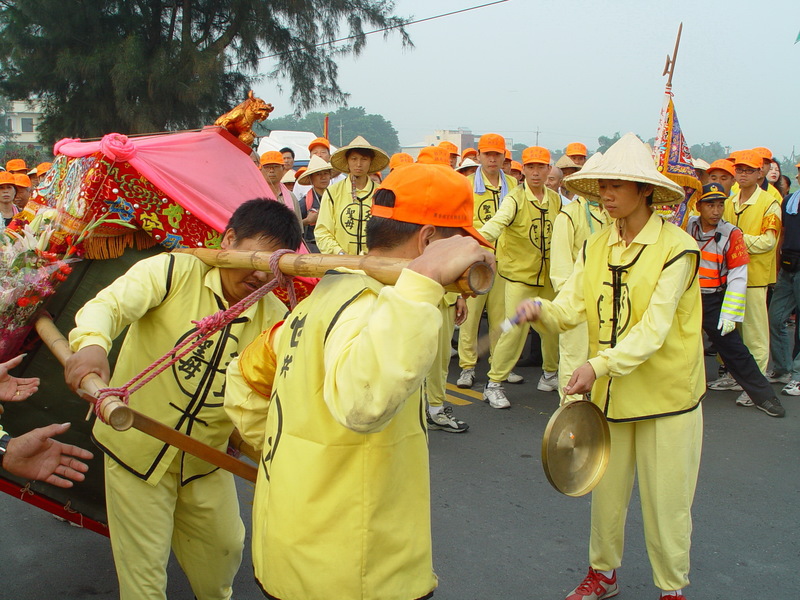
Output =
[
  {"x1": 366, "y1": 189, "x2": 462, "y2": 250},
  {"x1": 280, "y1": 147, "x2": 295, "y2": 158},
  {"x1": 225, "y1": 198, "x2": 303, "y2": 250},
  {"x1": 346, "y1": 148, "x2": 375, "y2": 161}
]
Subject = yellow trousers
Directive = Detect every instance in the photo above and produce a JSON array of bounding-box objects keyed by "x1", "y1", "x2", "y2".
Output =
[
  {"x1": 487, "y1": 279, "x2": 558, "y2": 382},
  {"x1": 558, "y1": 322, "x2": 589, "y2": 404},
  {"x1": 741, "y1": 286, "x2": 768, "y2": 373},
  {"x1": 589, "y1": 407, "x2": 703, "y2": 591},
  {"x1": 104, "y1": 454, "x2": 245, "y2": 600},
  {"x1": 458, "y1": 276, "x2": 505, "y2": 369},
  {"x1": 426, "y1": 301, "x2": 456, "y2": 408}
]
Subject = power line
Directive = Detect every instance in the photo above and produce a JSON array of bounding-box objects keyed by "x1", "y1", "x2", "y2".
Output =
[{"x1": 232, "y1": 1, "x2": 510, "y2": 67}]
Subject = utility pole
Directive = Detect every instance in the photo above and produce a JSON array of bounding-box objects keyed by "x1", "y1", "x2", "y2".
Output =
[
  {"x1": 338, "y1": 121, "x2": 344, "y2": 146},
  {"x1": 534, "y1": 127, "x2": 541, "y2": 146}
]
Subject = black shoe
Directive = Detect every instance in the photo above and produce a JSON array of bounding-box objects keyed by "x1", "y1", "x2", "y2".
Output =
[{"x1": 754, "y1": 397, "x2": 786, "y2": 418}]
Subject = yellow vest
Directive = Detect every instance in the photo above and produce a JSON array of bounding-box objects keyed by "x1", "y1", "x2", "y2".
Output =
[
  {"x1": 560, "y1": 198, "x2": 611, "y2": 259},
  {"x1": 467, "y1": 171, "x2": 519, "y2": 227},
  {"x1": 76, "y1": 253, "x2": 287, "y2": 485},
  {"x1": 583, "y1": 220, "x2": 705, "y2": 421},
  {"x1": 250, "y1": 272, "x2": 437, "y2": 600},
  {"x1": 723, "y1": 187, "x2": 781, "y2": 286},
  {"x1": 495, "y1": 183, "x2": 562, "y2": 287},
  {"x1": 314, "y1": 177, "x2": 377, "y2": 255},
  {"x1": 731, "y1": 181, "x2": 783, "y2": 204}
]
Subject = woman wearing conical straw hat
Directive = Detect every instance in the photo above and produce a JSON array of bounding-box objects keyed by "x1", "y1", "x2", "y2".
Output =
[{"x1": 518, "y1": 133, "x2": 704, "y2": 600}]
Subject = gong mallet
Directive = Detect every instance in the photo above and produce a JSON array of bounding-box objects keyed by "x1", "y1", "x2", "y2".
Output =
[
  {"x1": 176, "y1": 249, "x2": 494, "y2": 297},
  {"x1": 34, "y1": 315, "x2": 259, "y2": 482}
]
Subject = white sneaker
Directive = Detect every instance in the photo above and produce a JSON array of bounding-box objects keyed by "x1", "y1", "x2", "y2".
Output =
[
  {"x1": 505, "y1": 371, "x2": 524, "y2": 384},
  {"x1": 483, "y1": 382, "x2": 511, "y2": 409},
  {"x1": 457, "y1": 368, "x2": 475, "y2": 388},
  {"x1": 781, "y1": 380, "x2": 800, "y2": 396},
  {"x1": 766, "y1": 369, "x2": 791, "y2": 384},
  {"x1": 707, "y1": 373, "x2": 743, "y2": 391},
  {"x1": 537, "y1": 371, "x2": 559, "y2": 392},
  {"x1": 736, "y1": 392, "x2": 754, "y2": 407}
]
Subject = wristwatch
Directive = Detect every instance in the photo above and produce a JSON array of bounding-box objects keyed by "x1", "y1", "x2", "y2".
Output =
[{"x1": 0, "y1": 433, "x2": 11, "y2": 468}]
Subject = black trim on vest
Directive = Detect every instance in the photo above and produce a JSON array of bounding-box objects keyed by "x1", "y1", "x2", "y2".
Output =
[
  {"x1": 324, "y1": 288, "x2": 369, "y2": 343},
  {"x1": 662, "y1": 248, "x2": 700, "y2": 291},
  {"x1": 606, "y1": 394, "x2": 703, "y2": 423},
  {"x1": 163, "y1": 254, "x2": 175, "y2": 302}
]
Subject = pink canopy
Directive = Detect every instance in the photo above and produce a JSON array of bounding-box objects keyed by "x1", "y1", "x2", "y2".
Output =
[{"x1": 55, "y1": 127, "x2": 270, "y2": 233}]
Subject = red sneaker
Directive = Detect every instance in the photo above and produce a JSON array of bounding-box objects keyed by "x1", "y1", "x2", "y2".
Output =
[
  {"x1": 660, "y1": 596, "x2": 687, "y2": 600},
  {"x1": 565, "y1": 567, "x2": 619, "y2": 600}
]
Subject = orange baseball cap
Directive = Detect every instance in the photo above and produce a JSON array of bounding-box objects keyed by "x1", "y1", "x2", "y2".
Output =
[
  {"x1": 260, "y1": 151, "x2": 284, "y2": 166},
  {"x1": 504, "y1": 149, "x2": 512, "y2": 161},
  {"x1": 36, "y1": 162, "x2": 52, "y2": 177},
  {"x1": 417, "y1": 146, "x2": 450, "y2": 166},
  {"x1": 726, "y1": 150, "x2": 744, "y2": 163},
  {"x1": 438, "y1": 141, "x2": 459, "y2": 156},
  {"x1": 752, "y1": 146, "x2": 772, "y2": 161},
  {"x1": 294, "y1": 167, "x2": 307, "y2": 179},
  {"x1": 0, "y1": 172, "x2": 15, "y2": 186},
  {"x1": 461, "y1": 147, "x2": 478, "y2": 160},
  {"x1": 732, "y1": 150, "x2": 762, "y2": 170},
  {"x1": 565, "y1": 142, "x2": 588, "y2": 157},
  {"x1": 6, "y1": 158, "x2": 27, "y2": 172},
  {"x1": 478, "y1": 133, "x2": 505, "y2": 154},
  {"x1": 389, "y1": 152, "x2": 414, "y2": 170},
  {"x1": 707, "y1": 159, "x2": 736, "y2": 177},
  {"x1": 13, "y1": 174, "x2": 31, "y2": 188},
  {"x1": 308, "y1": 137, "x2": 330, "y2": 151},
  {"x1": 371, "y1": 163, "x2": 492, "y2": 248},
  {"x1": 510, "y1": 161, "x2": 523, "y2": 173},
  {"x1": 522, "y1": 146, "x2": 551, "y2": 165}
]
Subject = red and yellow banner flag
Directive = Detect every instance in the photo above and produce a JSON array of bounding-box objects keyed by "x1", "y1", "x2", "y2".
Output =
[
  {"x1": 323, "y1": 114, "x2": 329, "y2": 141},
  {"x1": 652, "y1": 90, "x2": 701, "y2": 228}
]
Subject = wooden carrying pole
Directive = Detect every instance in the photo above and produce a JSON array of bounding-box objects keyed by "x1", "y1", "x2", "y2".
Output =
[
  {"x1": 175, "y1": 249, "x2": 495, "y2": 297},
  {"x1": 34, "y1": 315, "x2": 259, "y2": 482}
]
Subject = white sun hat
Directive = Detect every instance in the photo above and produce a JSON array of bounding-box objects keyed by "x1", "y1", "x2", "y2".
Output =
[{"x1": 563, "y1": 133, "x2": 685, "y2": 205}]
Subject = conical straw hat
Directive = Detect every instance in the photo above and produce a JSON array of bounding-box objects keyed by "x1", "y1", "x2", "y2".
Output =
[
  {"x1": 297, "y1": 155, "x2": 334, "y2": 185},
  {"x1": 330, "y1": 135, "x2": 389, "y2": 174},
  {"x1": 563, "y1": 133, "x2": 685, "y2": 206}
]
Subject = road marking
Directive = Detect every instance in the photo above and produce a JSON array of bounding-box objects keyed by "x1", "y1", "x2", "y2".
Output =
[
  {"x1": 446, "y1": 383, "x2": 483, "y2": 400},
  {"x1": 445, "y1": 393, "x2": 472, "y2": 406}
]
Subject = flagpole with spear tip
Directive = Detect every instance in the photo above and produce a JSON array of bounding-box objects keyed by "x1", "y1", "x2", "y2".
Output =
[{"x1": 662, "y1": 22, "x2": 683, "y2": 91}]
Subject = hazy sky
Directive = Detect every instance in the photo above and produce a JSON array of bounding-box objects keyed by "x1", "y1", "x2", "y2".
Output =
[{"x1": 253, "y1": 0, "x2": 800, "y2": 159}]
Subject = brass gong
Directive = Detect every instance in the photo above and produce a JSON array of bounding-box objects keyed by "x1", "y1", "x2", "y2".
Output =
[{"x1": 541, "y1": 399, "x2": 611, "y2": 497}]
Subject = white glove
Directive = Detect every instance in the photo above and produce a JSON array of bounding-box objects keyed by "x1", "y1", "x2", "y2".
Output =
[{"x1": 717, "y1": 317, "x2": 736, "y2": 336}]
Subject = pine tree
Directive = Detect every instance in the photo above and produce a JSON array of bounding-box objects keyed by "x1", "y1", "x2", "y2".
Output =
[{"x1": 0, "y1": 1, "x2": 410, "y2": 143}]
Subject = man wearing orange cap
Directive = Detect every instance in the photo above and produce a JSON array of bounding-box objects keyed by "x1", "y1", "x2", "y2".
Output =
[
  {"x1": 729, "y1": 148, "x2": 783, "y2": 203},
  {"x1": 438, "y1": 140, "x2": 460, "y2": 169},
  {"x1": 510, "y1": 160, "x2": 523, "y2": 183},
  {"x1": 721, "y1": 150, "x2": 781, "y2": 405},
  {"x1": 565, "y1": 142, "x2": 588, "y2": 166},
  {"x1": 13, "y1": 173, "x2": 32, "y2": 211},
  {"x1": 457, "y1": 133, "x2": 517, "y2": 388},
  {"x1": 477, "y1": 146, "x2": 562, "y2": 406},
  {"x1": 0, "y1": 171, "x2": 19, "y2": 229},
  {"x1": 706, "y1": 159, "x2": 736, "y2": 195},
  {"x1": 389, "y1": 152, "x2": 414, "y2": 171},
  {"x1": 417, "y1": 146, "x2": 450, "y2": 166},
  {"x1": 293, "y1": 136, "x2": 345, "y2": 201},
  {"x1": 550, "y1": 153, "x2": 611, "y2": 404},
  {"x1": 460, "y1": 147, "x2": 478, "y2": 165},
  {"x1": 502, "y1": 149, "x2": 512, "y2": 175},
  {"x1": 314, "y1": 136, "x2": 389, "y2": 255},
  {"x1": 225, "y1": 163, "x2": 495, "y2": 600},
  {"x1": 5, "y1": 158, "x2": 28, "y2": 174},
  {"x1": 260, "y1": 151, "x2": 303, "y2": 222}
]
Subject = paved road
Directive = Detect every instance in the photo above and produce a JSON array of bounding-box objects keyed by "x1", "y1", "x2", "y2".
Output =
[{"x1": 2, "y1": 356, "x2": 798, "y2": 599}]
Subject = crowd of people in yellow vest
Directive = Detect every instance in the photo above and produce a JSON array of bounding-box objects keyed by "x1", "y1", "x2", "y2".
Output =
[
  {"x1": 1, "y1": 130, "x2": 799, "y2": 600},
  {"x1": 0, "y1": 159, "x2": 52, "y2": 230}
]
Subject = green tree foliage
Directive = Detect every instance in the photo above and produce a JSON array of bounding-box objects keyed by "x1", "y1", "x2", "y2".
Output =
[
  {"x1": 0, "y1": 1, "x2": 410, "y2": 144},
  {"x1": 597, "y1": 132, "x2": 621, "y2": 154},
  {"x1": 261, "y1": 106, "x2": 401, "y2": 154},
  {"x1": 689, "y1": 141, "x2": 728, "y2": 163}
]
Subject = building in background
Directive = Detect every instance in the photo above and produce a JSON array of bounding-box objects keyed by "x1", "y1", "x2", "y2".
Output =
[{"x1": 4, "y1": 100, "x2": 44, "y2": 147}]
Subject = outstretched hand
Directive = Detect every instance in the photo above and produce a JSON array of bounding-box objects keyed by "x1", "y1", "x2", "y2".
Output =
[
  {"x1": 3, "y1": 423, "x2": 94, "y2": 488},
  {"x1": 0, "y1": 354, "x2": 40, "y2": 402}
]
